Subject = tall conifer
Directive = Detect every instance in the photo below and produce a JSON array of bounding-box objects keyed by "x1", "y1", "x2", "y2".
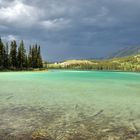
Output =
[
  {"x1": 0, "y1": 37, "x2": 4, "y2": 67},
  {"x1": 10, "y1": 40, "x2": 17, "y2": 68},
  {"x1": 17, "y1": 40, "x2": 26, "y2": 69}
]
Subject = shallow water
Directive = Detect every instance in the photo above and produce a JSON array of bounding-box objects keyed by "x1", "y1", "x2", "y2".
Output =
[{"x1": 0, "y1": 71, "x2": 140, "y2": 140}]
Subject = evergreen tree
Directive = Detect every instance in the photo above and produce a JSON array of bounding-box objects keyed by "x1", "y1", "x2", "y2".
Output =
[
  {"x1": 28, "y1": 45, "x2": 32, "y2": 68},
  {"x1": 10, "y1": 40, "x2": 17, "y2": 68},
  {"x1": 0, "y1": 37, "x2": 4, "y2": 67},
  {"x1": 28, "y1": 44, "x2": 43, "y2": 68},
  {"x1": 37, "y1": 46, "x2": 43, "y2": 68},
  {"x1": 0, "y1": 37, "x2": 43, "y2": 70},
  {"x1": 31, "y1": 45, "x2": 35, "y2": 68},
  {"x1": 35, "y1": 44, "x2": 38, "y2": 68},
  {"x1": 3, "y1": 43, "x2": 9, "y2": 68},
  {"x1": 17, "y1": 40, "x2": 26, "y2": 69},
  {"x1": 25, "y1": 55, "x2": 28, "y2": 68}
]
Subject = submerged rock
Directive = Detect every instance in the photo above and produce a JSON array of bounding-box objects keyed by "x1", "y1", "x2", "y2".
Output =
[{"x1": 31, "y1": 129, "x2": 53, "y2": 140}]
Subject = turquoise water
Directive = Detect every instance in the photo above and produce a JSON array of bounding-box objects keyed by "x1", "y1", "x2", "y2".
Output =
[{"x1": 0, "y1": 71, "x2": 140, "y2": 139}]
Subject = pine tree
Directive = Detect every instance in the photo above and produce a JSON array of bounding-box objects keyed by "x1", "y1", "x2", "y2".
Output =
[
  {"x1": 17, "y1": 40, "x2": 26, "y2": 69},
  {"x1": 3, "y1": 43, "x2": 9, "y2": 68},
  {"x1": 37, "y1": 46, "x2": 43, "y2": 68},
  {"x1": 28, "y1": 45, "x2": 32, "y2": 68},
  {"x1": 10, "y1": 40, "x2": 17, "y2": 68},
  {"x1": 25, "y1": 55, "x2": 28, "y2": 68},
  {"x1": 0, "y1": 37, "x2": 4, "y2": 68},
  {"x1": 31, "y1": 45, "x2": 38, "y2": 68},
  {"x1": 35, "y1": 44, "x2": 38, "y2": 68},
  {"x1": 31, "y1": 45, "x2": 35, "y2": 68},
  {"x1": 0, "y1": 37, "x2": 43, "y2": 70}
]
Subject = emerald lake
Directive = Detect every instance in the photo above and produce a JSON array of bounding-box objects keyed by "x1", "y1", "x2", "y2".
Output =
[{"x1": 0, "y1": 71, "x2": 140, "y2": 140}]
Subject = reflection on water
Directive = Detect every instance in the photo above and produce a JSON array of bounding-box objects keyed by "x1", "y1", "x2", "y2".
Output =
[{"x1": 0, "y1": 71, "x2": 140, "y2": 140}]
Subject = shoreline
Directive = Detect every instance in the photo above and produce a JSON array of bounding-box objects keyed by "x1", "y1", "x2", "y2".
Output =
[
  {"x1": 0, "y1": 69, "x2": 48, "y2": 73},
  {"x1": 0, "y1": 69, "x2": 140, "y2": 74},
  {"x1": 47, "y1": 69, "x2": 140, "y2": 74}
]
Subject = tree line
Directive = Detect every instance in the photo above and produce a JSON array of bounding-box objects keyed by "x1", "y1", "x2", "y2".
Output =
[
  {"x1": 0, "y1": 38, "x2": 43, "y2": 70},
  {"x1": 47, "y1": 55, "x2": 140, "y2": 72}
]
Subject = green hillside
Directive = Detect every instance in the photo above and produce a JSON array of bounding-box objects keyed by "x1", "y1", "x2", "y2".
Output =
[{"x1": 47, "y1": 54, "x2": 140, "y2": 72}]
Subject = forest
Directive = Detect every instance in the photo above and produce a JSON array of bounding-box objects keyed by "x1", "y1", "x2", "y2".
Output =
[{"x1": 0, "y1": 38, "x2": 43, "y2": 70}]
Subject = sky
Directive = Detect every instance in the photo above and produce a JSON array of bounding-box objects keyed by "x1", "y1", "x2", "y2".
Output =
[{"x1": 0, "y1": 0, "x2": 140, "y2": 61}]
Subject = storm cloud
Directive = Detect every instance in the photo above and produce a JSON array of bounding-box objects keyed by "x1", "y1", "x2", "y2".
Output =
[{"x1": 0, "y1": 0, "x2": 140, "y2": 61}]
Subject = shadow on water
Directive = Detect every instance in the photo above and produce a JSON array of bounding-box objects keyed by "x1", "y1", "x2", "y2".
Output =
[{"x1": 0, "y1": 105, "x2": 140, "y2": 140}]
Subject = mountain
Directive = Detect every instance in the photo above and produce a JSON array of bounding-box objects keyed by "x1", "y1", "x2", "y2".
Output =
[{"x1": 107, "y1": 46, "x2": 140, "y2": 59}]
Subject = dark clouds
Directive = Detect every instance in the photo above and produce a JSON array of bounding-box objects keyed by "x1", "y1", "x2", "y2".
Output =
[{"x1": 0, "y1": 0, "x2": 140, "y2": 61}]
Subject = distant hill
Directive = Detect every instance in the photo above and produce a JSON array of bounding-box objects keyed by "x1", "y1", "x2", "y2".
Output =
[
  {"x1": 106, "y1": 46, "x2": 140, "y2": 59},
  {"x1": 47, "y1": 54, "x2": 140, "y2": 72}
]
